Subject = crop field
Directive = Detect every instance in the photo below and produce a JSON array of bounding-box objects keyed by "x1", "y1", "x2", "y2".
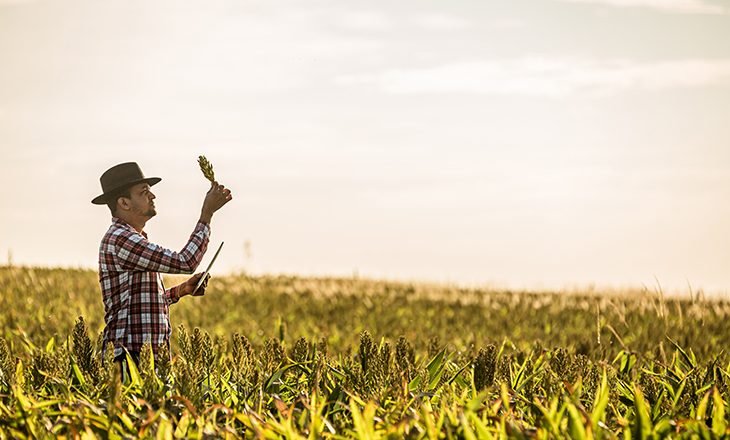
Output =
[{"x1": 1, "y1": 264, "x2": 730, "y2": 439}]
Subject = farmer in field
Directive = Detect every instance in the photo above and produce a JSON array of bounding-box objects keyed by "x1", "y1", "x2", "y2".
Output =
[{"x1": 91, "y1": 162, "x2": 232, "y2": 367}]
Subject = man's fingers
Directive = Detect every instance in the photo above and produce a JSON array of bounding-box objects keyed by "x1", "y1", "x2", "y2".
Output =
[
  {"x1": 191, "y1": 272, "x2": 205, "y2": 283},
  {"x1": 215, "y1": 185, "x2": 233, "y2": 203},
  {"x1": 211, "y1": 183, "x2": 231, "y2": 198},
  {"x1": 202, "y1": 181, "x2": 233, "y2": 217}
]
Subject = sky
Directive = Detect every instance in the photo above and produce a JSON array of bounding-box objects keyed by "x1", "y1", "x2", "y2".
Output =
[{"x1": 1, "y1": 0, "x2": 729, "y2": 295}]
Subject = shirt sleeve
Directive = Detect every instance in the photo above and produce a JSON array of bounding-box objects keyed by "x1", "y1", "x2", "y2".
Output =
[
  {"x1": 166, "y1": 284, "x2": 185, "y2": 305},
  {"x1": 114, "y1": 221, "x2": 211, "y2": 274}
]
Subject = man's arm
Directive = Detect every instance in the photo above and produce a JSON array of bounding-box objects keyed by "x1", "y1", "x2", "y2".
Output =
[
  {"x1": 165, "y1": 273, "x2": 210, "y2": 304},
  {"x1": 114, "y1": 222, "x2": 210, "y2": 273},
  {"x1": 114, "y1": 180, "x2": 232, "y2": 274}
]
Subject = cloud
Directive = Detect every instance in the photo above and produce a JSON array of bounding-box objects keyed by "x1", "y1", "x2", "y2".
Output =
[
  {"x1": 550, "y1": 0, "x2": 726, "y2": 14},
  {"x1": 489, "y1": 19, "x2": 527, "y2": 28},
  {"x1": 409, "y1": 12, "x2": 471, "y2": 30},
  {"x1": 333, "y1": 11, "x2": 394, "y2": 31},
  {"x1": 166, "y1": 9, "x2": 388, "y2": 95},
  {"x1": 335, "y1": 57, "x2": 730, "y2": 97}
]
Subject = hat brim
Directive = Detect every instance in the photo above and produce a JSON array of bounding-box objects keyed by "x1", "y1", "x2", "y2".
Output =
[{"x1": 91, "y1": 177, "x2": 162, "y2": 205}]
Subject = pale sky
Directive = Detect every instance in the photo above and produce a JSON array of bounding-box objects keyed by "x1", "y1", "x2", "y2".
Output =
[{"x1": 1, "y1": 0, "x2": 729, "y2": 294}]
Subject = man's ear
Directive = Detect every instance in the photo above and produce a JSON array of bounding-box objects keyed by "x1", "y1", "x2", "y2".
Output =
[{"x1": 117, "y1": 197, "x2": 130, "y2": 212}]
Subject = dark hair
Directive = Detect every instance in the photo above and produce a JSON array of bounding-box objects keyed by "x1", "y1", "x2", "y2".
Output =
[{"x1": 106, "y1": 186, "x2": 132, "y2": 215}]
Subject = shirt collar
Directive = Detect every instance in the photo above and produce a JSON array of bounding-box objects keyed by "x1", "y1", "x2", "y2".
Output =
[{"x1": 112, "y1": 217, "x2": 148, "y2": 238}]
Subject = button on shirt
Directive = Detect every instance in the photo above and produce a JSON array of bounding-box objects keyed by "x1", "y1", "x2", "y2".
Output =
[{"x1": 98, "y1": 218, "x2": 210, "y2": 357}]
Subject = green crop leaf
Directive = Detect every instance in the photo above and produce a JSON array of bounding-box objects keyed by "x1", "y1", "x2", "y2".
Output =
[
  {"x1": 459, "y1": 412, "x2": 478, "y2": 440},
  {"x1": 468, "y1": 413, "x2": 495, "y2": 440},
  {"x1": 633, "y1": 385, "x2": 653, "y2": 440},
  {"x1": 71, "y1": 359, "x2": 85, "y2": 387},
  {"x1": 695, "y1": 391, "x2": 710, "y2": 421},
  {"x1": 651, "y1": 391, "x2": 666, "y2": 422},
  {"x1": 264, "y1": 363, "x2": 299, "y2": 392},
  {"x1": 45, "y1": 337, "x2": 55, "y2": 353},
  {"x1": 350, "y1": 399, "x2": 376, "y2": 440},
  {"x1": 120, "y1": 351, "x2": 142, "y2": 390},
  {"x1": 712, "y1": 388, "x2": 726, "y2": 435},
  {"x1": 198, "y1": 155, "x2": 215, "y2": 183},
  {"x1": 666, "y1": 336, "x2": 696, "y2": 370},
  {"x1": 566, "y1": 402, "x2": 588, "y2": 440},
  {"x1": 426, "y1": 346, "x2": 447, "y2": 379}
]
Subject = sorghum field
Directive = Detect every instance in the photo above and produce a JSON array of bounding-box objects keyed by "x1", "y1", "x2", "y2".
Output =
[{"x1": 1, "y1": 265, "x2": 730, "y2": 439}]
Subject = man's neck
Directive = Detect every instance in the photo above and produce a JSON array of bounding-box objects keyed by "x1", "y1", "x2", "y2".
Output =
[{"x1": 116, "y1": 214, "x2": 147, "y2": 234}]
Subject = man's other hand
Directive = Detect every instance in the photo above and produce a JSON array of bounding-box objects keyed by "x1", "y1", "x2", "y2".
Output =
[{"x1": 184, "y1": 272, "x2": 211, "y2": 297}]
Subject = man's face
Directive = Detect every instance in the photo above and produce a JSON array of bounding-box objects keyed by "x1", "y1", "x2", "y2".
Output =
[{"x1": 125, "y1": 183, "x2": 157, "y2": 219}]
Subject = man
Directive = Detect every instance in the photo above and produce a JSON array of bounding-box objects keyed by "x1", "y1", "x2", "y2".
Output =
[{"x1": 91, "y1": 162, "x2": 232, "y2": 364}]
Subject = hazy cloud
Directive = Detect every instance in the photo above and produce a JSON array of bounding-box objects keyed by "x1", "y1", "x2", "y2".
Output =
[
  {"x1": 334, "y1": 11, "x2": 394, "y2": 31},
  {"x1": 489, "y1": 19, "x2": 528, "y2": 28},
  {"x1": 409, "y1": 12, "x2": 471, "y2": 30},
  {"x1": 167, "y1": 9, "x2": 388, "y2": 95},
  {"x1": 336, "y1": 57, "x2": 730, "y2": 97},
  {"x1": 550, "y1": 0, "x2": 726, "y2": 14}
]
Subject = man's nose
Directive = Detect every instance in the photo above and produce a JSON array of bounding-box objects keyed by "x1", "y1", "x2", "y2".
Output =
[{"x1": 150, "y1": 192, "x2": 156, "y2": 200}]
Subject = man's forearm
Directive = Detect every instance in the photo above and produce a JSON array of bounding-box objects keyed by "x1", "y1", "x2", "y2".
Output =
[{"x1": 199, "y1": 208, "x2": 214, "y2": 225}]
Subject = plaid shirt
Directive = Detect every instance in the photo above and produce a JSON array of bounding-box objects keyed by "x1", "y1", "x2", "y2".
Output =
[{"x1": 98, "y1": 218, "x2": 210, "y2": 357}]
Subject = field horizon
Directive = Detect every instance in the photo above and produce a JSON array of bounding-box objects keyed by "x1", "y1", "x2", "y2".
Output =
[{"x1": 3, "y1": 259, "x2": 724, "y2": 302}]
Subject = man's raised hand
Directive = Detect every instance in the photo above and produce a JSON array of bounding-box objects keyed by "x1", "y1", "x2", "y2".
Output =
[{"x1": 200, "y1": 181, "x2": 232, "y2": 224}]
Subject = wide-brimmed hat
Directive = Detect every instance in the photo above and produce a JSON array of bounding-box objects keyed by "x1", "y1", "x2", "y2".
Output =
[{"x1": 91, "y1": 162, "x2": 161, "y2": 205}]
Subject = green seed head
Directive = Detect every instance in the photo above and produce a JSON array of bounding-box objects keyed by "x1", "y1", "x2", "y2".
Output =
[{"x1": 198, "y1": 155, "x2": 215, "y2": 183}]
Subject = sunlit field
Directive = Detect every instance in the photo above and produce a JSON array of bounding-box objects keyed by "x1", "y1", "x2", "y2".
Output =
[{"x1": 1, "y1": 264, "x2": 729, "y2": 439}]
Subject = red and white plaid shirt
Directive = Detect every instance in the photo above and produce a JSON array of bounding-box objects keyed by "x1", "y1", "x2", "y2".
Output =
[{"x1": 98, "y1": 218, "x2": 210, "y2": 357}]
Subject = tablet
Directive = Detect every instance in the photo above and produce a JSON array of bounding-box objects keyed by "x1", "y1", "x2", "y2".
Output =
[{"x1": 193, "y1": 241, "x2": 224, "y2": 295}]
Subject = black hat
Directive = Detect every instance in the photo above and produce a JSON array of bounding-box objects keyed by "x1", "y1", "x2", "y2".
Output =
[{"x1": 91, "y1": 162, "x2": 162, "y2": 205}]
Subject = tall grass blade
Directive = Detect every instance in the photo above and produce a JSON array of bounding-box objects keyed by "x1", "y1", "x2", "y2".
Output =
[
  {"x1": 712, "y1": 388, "x2": 726, "y2": 436},
  {"x1": 666, "y1": 336, "x2": 696, "y2": 370},
  {"x1": 632, "y1": 385, "x2": 653, "y2": 440}
]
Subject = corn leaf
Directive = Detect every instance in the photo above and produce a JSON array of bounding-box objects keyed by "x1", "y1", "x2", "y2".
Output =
[
  {"x1": 712, "y1": 388, "x2": 726, "y2": 436},
  {"x1": 632, "y1": 385, "x2": 653, "y2": 440},
  {"x1": 566, "y1": 401, "x2": 587, "y2": 440}
]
